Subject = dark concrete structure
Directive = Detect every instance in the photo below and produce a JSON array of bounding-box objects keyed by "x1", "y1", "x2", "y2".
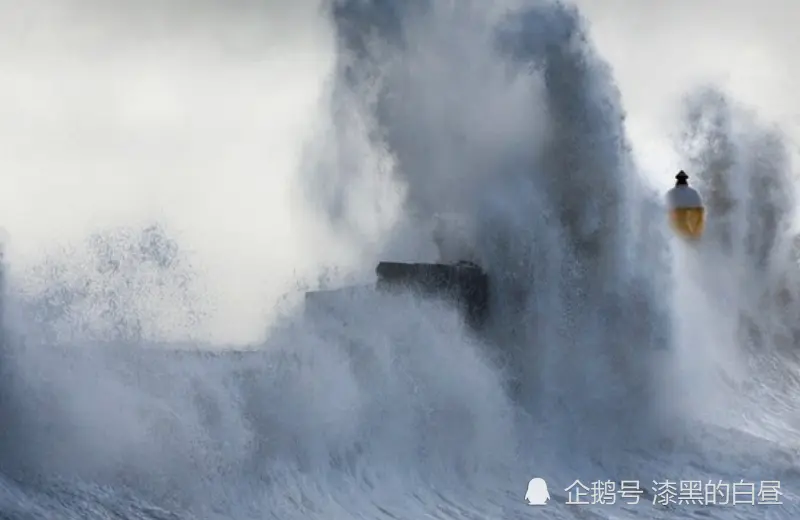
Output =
[{"x1": 304, "y1": 260, "x2": 490, "y2": 331}]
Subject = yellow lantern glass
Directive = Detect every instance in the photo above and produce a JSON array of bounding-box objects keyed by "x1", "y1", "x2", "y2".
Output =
[{"x1": 666, "y1": 170, "x2": 705, "y2": 241}]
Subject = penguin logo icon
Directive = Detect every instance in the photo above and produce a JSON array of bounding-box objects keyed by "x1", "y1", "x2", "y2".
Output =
[{"x1": 525, "y1": 477, "x2": 550, "y2": 505}]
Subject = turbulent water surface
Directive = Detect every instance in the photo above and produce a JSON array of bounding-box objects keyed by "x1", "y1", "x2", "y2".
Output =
[{"x1": 1, "y1": 1, "x2": 799, "y2": 519}]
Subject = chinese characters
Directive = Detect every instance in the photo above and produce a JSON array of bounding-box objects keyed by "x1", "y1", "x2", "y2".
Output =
[{"x1": 563, "y1": 479, "x2": 783, "y2": 506}]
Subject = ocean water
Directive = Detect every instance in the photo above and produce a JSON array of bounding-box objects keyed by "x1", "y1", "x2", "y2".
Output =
[{"x1": 0, "y1": 1, "x2": 798, "y2": 519}]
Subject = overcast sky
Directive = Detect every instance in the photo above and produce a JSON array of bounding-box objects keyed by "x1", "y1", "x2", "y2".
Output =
[
  {"x1": 0, "y1": 0, "x2": 335, "y2": 342},
  {"x1": 573, "y1": 0, "x2": 800, "y2": 186}
]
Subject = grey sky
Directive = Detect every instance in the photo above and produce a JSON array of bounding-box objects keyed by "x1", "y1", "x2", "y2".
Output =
[{"x1": 572, "y1": 0, "x2": 800, "y2": 184}]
